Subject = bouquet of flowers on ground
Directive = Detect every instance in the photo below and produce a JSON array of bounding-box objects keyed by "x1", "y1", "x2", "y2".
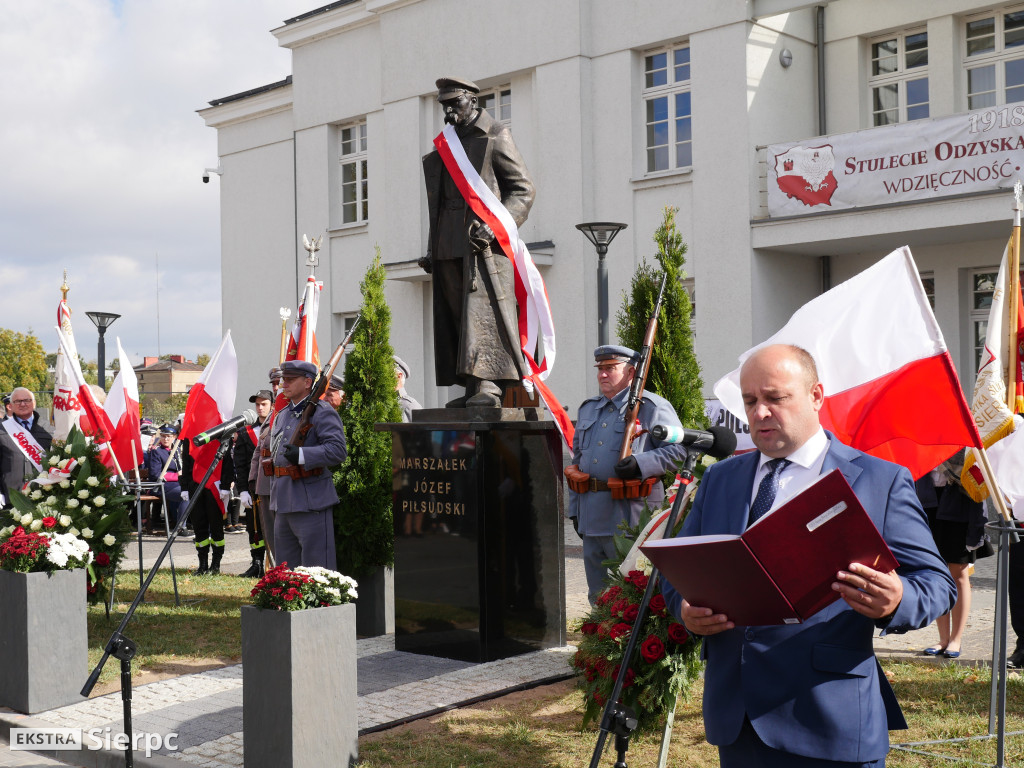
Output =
[
  {"x1": 250, "y1": 563, "x2": 358, "y2": 611},
  {"x1": 0, "y1": 426, "x2": 133, "y2": 600},
  {"x1": 572, "y1": 503, "x2": 703, "y2": 731}
]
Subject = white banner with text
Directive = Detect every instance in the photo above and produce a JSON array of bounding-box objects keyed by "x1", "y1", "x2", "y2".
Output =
[{"x1": 766, "y1": 105, "x2": 1024, "y2": 217}]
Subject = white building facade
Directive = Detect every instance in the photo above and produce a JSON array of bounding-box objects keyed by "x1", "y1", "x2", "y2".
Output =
[{"x1": 200, "y1": 0, "x2": 1024, "y2": 416}]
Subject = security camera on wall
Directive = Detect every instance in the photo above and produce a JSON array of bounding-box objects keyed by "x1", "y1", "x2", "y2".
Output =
[{"x1": 202, "y1": 165, "x2": 222, "y2": 184}]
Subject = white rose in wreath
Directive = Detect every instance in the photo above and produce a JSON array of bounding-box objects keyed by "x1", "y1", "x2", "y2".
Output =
[
  {"x1": 78, "y1": 490, "x2": 90, "y2": 499},
  {"x1": 103, "y1": 534, "x2": 116, "y2": 547},
  {"x1": 67, "y1": 499, "x2": 80, "y2": 509},
  {"x1": 86, "y1": 476, "x2": 100, "y2": 487},
  {"x1": 48, "y1": 456, "x2": 59, "y2": 466},
  {"x1": 20, "y1": 513, "x2": 33, "y2": 526},
  {"x1": 94, "y1": 497, "x2": 106, "y2": 507},
  {"x1": 82, "y1": 528, "x2": 94, "y2": 539},
  {"x1": 30, "y1": 489, "x2": 42, "y2": 500},
  {"x1": 59, "y1": 480, "x2": 71, "y2": 489},
  {"x1": 30, "y1": 519, "x2": 43, "y2": 532}
]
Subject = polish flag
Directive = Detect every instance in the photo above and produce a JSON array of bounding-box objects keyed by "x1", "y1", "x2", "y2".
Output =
[
  {"x1": 55, "y1": 326, "x2": 119, "y2": 466},
  {"x1": 714, "y1": 246, "x2": 982, "y2": 479},
  {"x1": 102, "y1": 338, "x2": 142, "y2": 471},
  {"x1": 52, "y1": 298, "x2": 85, "y2": 441},
  {"x1": 180, "y1": 332, "x2": 237, "y2": 510}
]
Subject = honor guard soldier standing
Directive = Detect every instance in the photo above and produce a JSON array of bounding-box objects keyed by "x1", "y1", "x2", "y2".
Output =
[
  {"x1": 567, "y1": 346, "x2": 688, "y2": 604},
  {"x1": 181, "y1": 430, "x2": 234, "y2": 575},
  {"x1": 235, "y1": 389, "x2": 273, "y2": 578},
  {"x1": 393, "y1": 355, "x2": 422, "y2": 422},
  {"x1": 271, "y1": 360, "x2": 347, "y2": 570}
]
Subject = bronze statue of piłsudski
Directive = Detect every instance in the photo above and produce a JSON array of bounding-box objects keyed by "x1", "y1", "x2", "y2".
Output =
[{"x1": 420, "y1": 76, "x2": 535, "y2": 408}]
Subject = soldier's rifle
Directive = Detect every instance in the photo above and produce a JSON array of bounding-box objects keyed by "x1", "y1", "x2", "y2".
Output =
[{"x1": 606, "y1": 271, "x2": 668, "y2": 500}]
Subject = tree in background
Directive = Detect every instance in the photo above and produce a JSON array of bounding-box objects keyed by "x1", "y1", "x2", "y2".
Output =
[
  {"x1": 616, "y1": 206, "x2": 707, "y2": 430},
  {"x1": 334, "y1": 249, "x2": 402, "y2": 578},
  {"x1": 0, "y1": 328, "x2": 48, "y2": 395}
]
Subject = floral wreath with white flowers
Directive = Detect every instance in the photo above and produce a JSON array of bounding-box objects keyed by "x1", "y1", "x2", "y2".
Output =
[{"x1": 0, "y1": 426, "x2": 133, "y2": 601}]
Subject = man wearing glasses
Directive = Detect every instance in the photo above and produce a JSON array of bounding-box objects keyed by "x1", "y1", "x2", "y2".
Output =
[{"x1": 0, "y1": 388, "x2": 54, "y2": 506}]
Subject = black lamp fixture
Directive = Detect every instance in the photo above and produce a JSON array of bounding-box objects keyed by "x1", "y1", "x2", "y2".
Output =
[
  {"x1": 576, "y1": 222, "x2": 628, "y2": 346},
  {"x1": 85, "y1": 311, "x2": 121, "y2": 391}
]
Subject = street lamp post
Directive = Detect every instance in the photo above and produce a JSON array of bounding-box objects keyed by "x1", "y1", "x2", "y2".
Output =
[
  {"x1": 86, "y1": 312, "x2": 121, "y2": 391},
  {"x1": 576, "y1": 222, "x2": 628, "y2": 346}
]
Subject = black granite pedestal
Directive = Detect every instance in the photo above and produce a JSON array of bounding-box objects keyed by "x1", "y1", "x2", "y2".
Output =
[{"x1": 378, "y1": 407, "x2": 566, "y2": 662}]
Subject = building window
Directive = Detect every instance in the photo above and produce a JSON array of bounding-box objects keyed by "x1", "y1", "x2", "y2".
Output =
[
  {"x1": 971, "y1": 268, "x2": 997, "y2": 370},
  {"x1": 919, "y1": 271, "x2": 935, "y2": 309},
  {"x1": 478, "y1": 86, "x2": 512, "y2": 126},
  {"x1": 965, "y1": 7, "x2": 1024, "y2": 109},
  {"x1": 643, "y1": 43, "x2": 691, "y2": 172},
  {"x1": 339, "y1": 122, "x2": 368, "y2": 224},
  {"x1": 868, "y1": 30, "x2": 929, "y2": 126}
]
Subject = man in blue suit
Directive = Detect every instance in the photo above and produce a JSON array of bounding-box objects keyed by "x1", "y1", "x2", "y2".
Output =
[{"x1": 661, "y1": 344, "x2": 955, "y2": 767}]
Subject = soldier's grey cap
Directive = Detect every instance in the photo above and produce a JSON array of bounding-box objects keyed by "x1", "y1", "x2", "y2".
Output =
[
  {"x1": 436, "y1": 76, "x2": 479, "y2": 101},
  {"x1": 268, "y1": 367, "x2": 283, "y2": 383},
  {"x1": 249, "y1": 389, "x2": 274, "y2": 403},
  {"x1": 328, "y1": 374, "x2": 344, "y2": 391},
  {"x1": 393, "y1": 355, "x2": 411, "y2": 380},
  {"x1": 280, "y1": 360, "x2": 317, "y2": 379},
  {"x1": 594, "y1": 345, "x2": 640, "y2": 366}
]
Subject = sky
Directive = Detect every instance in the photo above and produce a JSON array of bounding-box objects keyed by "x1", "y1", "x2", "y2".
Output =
[{"x1": 0, "y1": 0, "x2": 315, "y2": 366}]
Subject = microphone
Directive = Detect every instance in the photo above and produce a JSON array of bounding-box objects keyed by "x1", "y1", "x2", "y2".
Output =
[
  {"x1": 650, "y1": 424, "x2": 738, "y2": 459},
  {"x1": 192, "y1": 410, "x2": 258, "y2": 447}
]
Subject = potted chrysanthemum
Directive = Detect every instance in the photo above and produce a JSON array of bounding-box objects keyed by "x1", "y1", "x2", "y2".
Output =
[{"x1": 242, "y1": 563, "x2": 359, "y2": 768}]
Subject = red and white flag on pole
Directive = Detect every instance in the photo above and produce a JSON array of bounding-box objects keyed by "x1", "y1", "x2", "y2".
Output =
[
  {"x1": 179, "y1": 332, "x2": 237, "y2": 512},
  {"x1": 285, "y1": 276, "x2": 321, "y2": 367},
  {"x1": 714, "y1": 246, "x2": 983, "y2": 479},
  {"x1": 54, "y1": 326, "x2": 121, "y2": 469},
  {"x1": 52, "y1": 298, "x2": 85, "y2": 441},
  {"x1": 102, "y1": 338, "x2": 142, "y2": 472},
  {"x1": 433, "y1": 124, "x2": 574, "y2": 447}
]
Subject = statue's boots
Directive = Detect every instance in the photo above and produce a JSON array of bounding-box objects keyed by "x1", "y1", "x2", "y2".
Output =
[
  {"x1": 445, "y1": 378, "x2": 477, "y2": 408},
  {"x1": 465, "y1": 379, "x2": 502, "y2": 407}
]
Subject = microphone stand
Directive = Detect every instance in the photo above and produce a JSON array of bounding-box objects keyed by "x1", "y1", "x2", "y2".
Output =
[
  {"x1": 588, "y1": 450, "x2": 700, "y2": 768},
  {"x1": 81, "y1": 440, "x2": 232, "y2": 768}
]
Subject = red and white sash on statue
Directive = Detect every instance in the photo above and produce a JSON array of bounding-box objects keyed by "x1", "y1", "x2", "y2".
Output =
[
  {"x1": 434, "y1": 124, "x2": 575, "y2": 447},
  {"x1": 3, "y1": 419, "x2": 45, "y2": 473}
]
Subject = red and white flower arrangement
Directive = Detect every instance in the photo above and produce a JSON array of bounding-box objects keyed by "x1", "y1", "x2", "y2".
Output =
[{"x1": 250, "y1": 563, "x2": 358, "y2": 612}]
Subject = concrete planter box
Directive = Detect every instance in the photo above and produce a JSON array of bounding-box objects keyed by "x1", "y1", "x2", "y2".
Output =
[
  {"x1": 0, "y1": 569, "x2": 87, "y2": 713},
  {"x1": 242, "y1": 603, "x2": 358, "y2": 768},
  {"x1": 355, "y1": 565, "x2": 394, "y2": 637}
]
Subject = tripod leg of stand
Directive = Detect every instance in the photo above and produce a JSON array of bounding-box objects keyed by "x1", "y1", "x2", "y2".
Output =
[{"x1": 655, "y1": 695, "x2": 677, "y2": 768}]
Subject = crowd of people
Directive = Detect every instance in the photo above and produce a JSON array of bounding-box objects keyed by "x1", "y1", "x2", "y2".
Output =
[{"x1": 0, "y1": 354, "x2": 420, "y2": 580}]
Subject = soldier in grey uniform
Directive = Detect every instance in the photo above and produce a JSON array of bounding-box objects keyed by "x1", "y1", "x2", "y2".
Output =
[
  {"x1": 270, "y1": 360, "x2": 347, "y2": 570},
  {"x1": 393, "y1": 355, "x2": 422, "y2": 423},
  {"x1": 568, "y1": 345, "x2": 688, "y2": 604}
]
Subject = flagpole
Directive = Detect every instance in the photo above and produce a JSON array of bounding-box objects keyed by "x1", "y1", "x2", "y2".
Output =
[
  {"x1": 1007, "y1": 181, "x2": 1022, "y2": 410},
  {"x1": 279, "y1": 307, "x2": 291, "y2": 365}
]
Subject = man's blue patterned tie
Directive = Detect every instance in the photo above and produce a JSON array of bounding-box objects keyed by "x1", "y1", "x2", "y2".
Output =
[{"x1": 748, "y1": 458, "x2": 791, "y2": 528}]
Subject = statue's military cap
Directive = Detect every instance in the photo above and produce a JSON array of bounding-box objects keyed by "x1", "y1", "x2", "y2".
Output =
[{"x1": 436, "y1": 76, "x2": 480, "y2": 101}]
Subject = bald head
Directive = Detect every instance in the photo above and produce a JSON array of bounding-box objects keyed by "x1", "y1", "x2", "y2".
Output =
[{"x1": 740, "y1": 344, "x2": 824, "y2": 458}]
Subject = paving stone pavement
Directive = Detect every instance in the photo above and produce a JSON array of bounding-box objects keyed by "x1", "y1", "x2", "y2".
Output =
[{"x1": 0, "y1": 521, "x2": 1016, "y2": 767}]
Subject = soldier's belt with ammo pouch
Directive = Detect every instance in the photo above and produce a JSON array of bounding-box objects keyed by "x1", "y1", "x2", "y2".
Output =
[
  {"x1": 564, "y1": 464, "x2": 656, "y2": 500},
  {"x1": 261, "y1": 448, "x2": 322, "y2": 480}
]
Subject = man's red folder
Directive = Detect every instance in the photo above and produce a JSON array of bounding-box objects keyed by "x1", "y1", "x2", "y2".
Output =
[{"x1": 640, "y1": 469, "x2": 899, "y2": 626}]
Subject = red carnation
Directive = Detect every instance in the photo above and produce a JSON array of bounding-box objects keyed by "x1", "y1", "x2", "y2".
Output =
[
  {"x1": 622, "y1": 603, "x2": 639, "y2": 623},
  {"x1": 609, "y1": 622, "x2": 631, "y2": 641},
  {"x1": 94, "y1": 552, "x2": 110, "y2": 567},
  {"x1": 42, "y1": 516, "x2": 57, "y2": 530},
  {"x1": 649, "y1": 594, "x2": 667, "y2": 615},
  {"x1": 667, "y1": 622, "x2": 689, "y2": 645},
  {"x1": 610, "y1": 598, "x2": 628, "y2": 618},
  {"x1": 640, "y1": 634, "x2": 666, "y2": 663}
]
